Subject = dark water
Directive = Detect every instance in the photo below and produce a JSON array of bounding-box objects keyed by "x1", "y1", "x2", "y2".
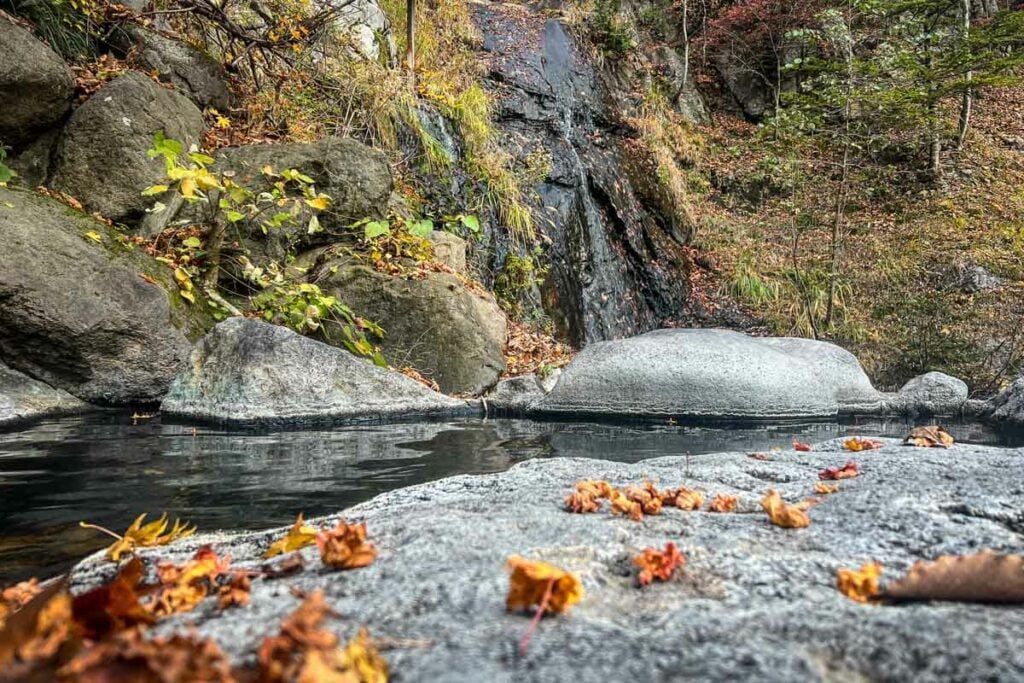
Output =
[{"x1": 1, "y1": 413, "x2": 1020, "y2": 584}]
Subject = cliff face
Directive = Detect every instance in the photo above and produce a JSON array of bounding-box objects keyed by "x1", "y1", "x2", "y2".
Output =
[{"x1": 472, "y1": 4, "x2": 699, "y2": 347}]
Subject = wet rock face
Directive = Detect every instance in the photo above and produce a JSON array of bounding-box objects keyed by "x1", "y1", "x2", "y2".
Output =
[
  {"x1": 0, "y1": 187, "x2": 196, "y2": 404},
  {"x1": 473, "y1": 6, "x2": 692, "y2": 347},
  {"x1": 70, "y1": 439, "x2": 1024, "y2": 681},
  {"x1": 0, "y1": 361, "x2": 88, "y2": 428},
  {"x1": 161, "y1": 317, "x2": 477, "y2": 425},
  {"x1": 0, "y1": 17, "x2": 75, "y2": 146},
  {"x1": 536, "y1": 328, "x2": 884, "y2": 420}
]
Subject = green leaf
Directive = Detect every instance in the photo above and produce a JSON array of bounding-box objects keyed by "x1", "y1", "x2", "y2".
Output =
[
  {"x1": 460, "y1": 214, "x2": 481, "y2": 233},
  {"x1": 363, "y1": 220, "x2": 391, "y2": 240},
  {"x1": 187, "y1": 152, "x2": 215, "y2": 166},
  {"x1": 142, "y1": 184, "x2": 169, "y2": 197},
  {"x1": 307, "y1": 214, "x2": 322, "y2": 234},
  {"x1": 225, "y1": 210, "x2": 245, "y2": 223},
  {"x1": 409, "y1": 218, "x2": 435, "y2": 238},
  {"x1": 83, "y1": 231, "x2": 103, "y2": 243},
  {"x1": 179, "y1": 289, "x2": 196, "y2": 304},
  {"x1": 182, "y1": 236, "x2": 202, "y2": 248},
  {"x1": 0, "y1": 164, "x2": 15, "y2": 185}
]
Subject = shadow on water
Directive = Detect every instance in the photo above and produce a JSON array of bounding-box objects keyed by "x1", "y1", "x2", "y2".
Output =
[{"x1": 1, "y1": 413, "x2": 1020, "y2": 583}]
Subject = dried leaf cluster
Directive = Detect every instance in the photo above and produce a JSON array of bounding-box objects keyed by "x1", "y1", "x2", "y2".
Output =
[
  {"x1": 843, "y1": 437, "x2": 883, "y2": 452},
  {"x1": 633, "y1": 543, "x2": 686, "y2": 586},
  {"x1": 818, "y1": 460, "x2": 860, "y2": 481},
  {"x1": 316, "y1": 521, "x2": 379, "y2": 570},
  {"x1": 565, "y1": 480, "x2": 728, "y2": 521},
  {"x1": 904, "y1": 425, "x2": 955, "y2": 448}
]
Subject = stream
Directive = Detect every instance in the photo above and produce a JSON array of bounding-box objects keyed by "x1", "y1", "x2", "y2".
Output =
[{"x1": 2, "y1": 413, "x2": 1021, "y2": 583}]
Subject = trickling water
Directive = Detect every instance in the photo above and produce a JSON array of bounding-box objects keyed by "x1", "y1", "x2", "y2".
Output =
[{"x1": 2, "y1": 413, "x2": 1020, "y2": 584}]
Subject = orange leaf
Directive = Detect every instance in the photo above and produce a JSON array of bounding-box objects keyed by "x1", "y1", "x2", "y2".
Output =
[
  {"x1": 0, "y1": 576, "x2": 71, "y2": 669},
  {"x1": 883, "y1": 550, "x2": 1024, "y2": 603},
  {"x1": 72, "y1": 558, "x2": 153, "y2": 640},
  {"x1": 633, "y1": 542, "x2": 686, "y2": 586},
  {"x1": 761, "y1": 489, "x2": 810, "y2": 529},
  {"x1": 315, "y1": 520, "x2": 378, "y2": 570},
  {"x1": 843, "y1": 437, "x2": 883, "y2": 452},
  {"x1": 609, "y1": 490, "x2": 644, "y2": 521},
  {"x1": 505, "y1": 556, "x2": 583, "y2": 614},
  {"x1": 58, "y1": 628, "x2": 233, "y2": 682},
  {"x1": 793, "y1": 440, "x2": 812, "y2": 452},
  {"x1": 669, "y1": 487, "x2": 706, "y2": 511},
  {"x1": 708, "y1": 493, "x2": 738, "y2": 513},
  {"x1": 818, "y1": 460, "x2": 860, "y2": 480},
  {"x1": 837, "y1": 562, "x2": 882, "y2": 603},
  {"x1": 218, "y1": 571, "x2": 251, "y2": 609},
  {"x1": 564, "y1": 490, "x2": 601, "y2": 513},
  {"x1": 814, "y1": 482, "x2": 839, "y2": 495},
  {"x1": 623, "y1": 484, "x2": 663, "y2": 515},
  {"x1": 903, "y1": 425, "x2": 954, "y2": 449},
  {"x1": 149, "y1": 546, "x2": 231, "y2": 617}
]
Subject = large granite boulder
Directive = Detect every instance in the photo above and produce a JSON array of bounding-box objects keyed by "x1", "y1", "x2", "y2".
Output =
[
  {"x1": 0, "y1": 17, "x2": 75, "y2": 146},
  {"x1": 50, "y1": 71, "x2": 205, "y2": 222},
  {"x1": 330, "y1": 0, "x2": 392, "y2": 61},
  {"x1": 316, "y1": 264, "x2": 507, "y2": 394},
  {"x1": 989, "y1": 377, "x2": 1024, "y2": 425},
  {"x1": 537, "y1": 329, "x2": 884, "y2": 420},
  {"x1": 889, "y1": 371, "x2": 969, "y2": 415},
  {"x1": 70, "y1": 438, "x2": 1024, "y2": 680},
  {"x1": 485, "y1": 374, "x2": 546, "y2": 414},
  {"x1": 0, "y1": 187, "x2": 208, "y2": 404},
  {"x1": 117, "y1": 26, "x2": 231, "y2": 111},
  {"x1": 161, "y1": 317, "x2": 477, "y2": 424},
  {"x1": 0, "y1": 361, "x2": 88, "y2": 428}
]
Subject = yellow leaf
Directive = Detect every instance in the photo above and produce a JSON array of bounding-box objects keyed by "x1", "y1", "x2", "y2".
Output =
[
  {"x1": 180, "y1": 176, "x2": 197, "y2": 199},
  {"x1": 505, "y1": 556, "x2": 583, "y2": 614},
  {"x1": 81, "y1": 513, "x2": 196, "y2": 562},
  {"x1": 216, "y1": 116, "x2": 231, "y2": 129},
  {"x1": 84, "y1": 231, "x2": 103, "y2": 243},
  {"x1": 761, "y1": 489, "x2": 810, "y2": 529},
  {"x1": 264, "y1": 513, "x2": 318, "y2": 558},
  {"x1": 305, "y1": 195, "x2": 331, "y2": 211}
]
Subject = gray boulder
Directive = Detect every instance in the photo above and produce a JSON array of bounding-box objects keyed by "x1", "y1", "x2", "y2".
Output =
[
  {"x1": 50, "y1": 71, "x2": 205, "y2": 222},
  {"x1": 316, "y1": 264, "x2": 507, "y2": 395},
  {"x1": 118, "y1": 26, "x2": 231, "y2": 111},
  {"x1": 426, "y1": 230, "x2": 468, "y2": 273},
  {"x1": 536, "y1": 329, "x2": 884, "y2": 420},
  {"x1": 70, "y1": 439, "x2": 1024, "y2": 681},
  {"x1": 0, "y1": 187, "x2": 206, "y2": 404},
  {"x1": 0, "y1": 17, "x2": 75, "y2": 146},
  {"x1": 0, "y1": 361, "x2": 88, "y2": 428},
  {"x1": 330, "y1": 0, "x2": 392, "y2": 61},
  {"x1": 989, "y1": 378, "x2": 1024, "y2": 425},
  {"x1": 485, "y1": 374, "x2": 546, "y2": 414},
  {"x1": 161, "y1": 317, "x2": 477, "y2": 425},
  {"x1": 714, "y1": 52, "x2": 771, "y2": 120},
  {"x1": 890, "y1": 371, "x2": 969, "y2": 415}
]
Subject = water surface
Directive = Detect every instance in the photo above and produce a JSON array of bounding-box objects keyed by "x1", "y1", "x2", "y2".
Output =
[{"x1": 1, "y1": 413, "x2": 1019, "y2": 583}]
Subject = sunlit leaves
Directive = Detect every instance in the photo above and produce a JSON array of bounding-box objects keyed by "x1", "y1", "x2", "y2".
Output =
[
  {"x1": 708, "y1": 493, "x2": 739, "y2": 513},
  {"x1": 264, "y1": 514, "x2": 318, "y2": 559},
  {"x1": 80, "y1": 513, "x2": 196, "y2": 562},
  {"x1": 316, "y1": 521, "x2": 378, "y2": 570},
  {"x1": 506, "y1": 556, "x2": 583, "y2": 615},
  {"x1": 844, "y1": 437, "x2": 883, "y2": 452},
  {"x1": 761, "y1": 489, "x2": 810, "y2": 528},
  {"x1": 634, "y1": 542, "x2": 685, "y2": 586},
  {"x1": 836, "y1": 562, "x2": 882, "y2": 603}
]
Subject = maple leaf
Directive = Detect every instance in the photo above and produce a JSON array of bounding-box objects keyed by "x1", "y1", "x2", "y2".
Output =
[
  {"x1": 58, "y1": 628, "x2": 234, "y2": 682},
  {"x1": 814, "y1": 482, "x2": 839, "y2": 495},
  {"x1": 148, "y1": 546, "x2": 231, "y2": 618},
  {"x1": 80, "y1": 513, "x2": 196, "y2": 562},
  {"x1": 218, "y1": 571, "x2": 252, "y2": 610},
  {"x1": 761, "y1": 489, "x2": 810, "y2": 529},
  {"x1": 708, "y1": 493, "x2": 738, "y2": 512},
  {"x1": 264, "y1": 513, "x2": 318, "y2": 558},
  {"x1": 904, "y1": 425, "x2": 955, "y2": 449},
  {"x1": 634, "y1": 542, "x2": 686, "y2": 586},
  {"x1": 506, "y1": 556, "x2": 583, "y2": 615},
  {"x1": 837, "y1": 562, "x2": 883, "y2": 603},
  {"x1": 316, "y1": 520, "x2": 378, "y2": 570},
  {"x1": 818, "y1": 460, "x2": 860, "y2": 480},
  {"x1": 72, "y1": 558, "x2": 153, "y2": 640},
  {"x1": 883, "y1": 550, "x2": 1024, "y2": 603},
  {"x1": 843, "y1": 437, "x2": 883, "y2": 452},
  {"x1": 0, "y1": 576, "x2": 71, "y2": 669},
  {"x1": 669, "y1": 487, "x2": 706, "y2": 511},
  {"x1": 793, "y1": 440, "x2": 812, "y2": 452},
  {"x1": 257, "y1": 591, "x2": 387, "y2": 683}
]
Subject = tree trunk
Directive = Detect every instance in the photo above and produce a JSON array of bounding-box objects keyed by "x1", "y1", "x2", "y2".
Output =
[
  {"x1": 406, "y1": 0, "x2": 416, "y2": 90},
  {"x1": 202, "y1": 216, "x2": 228, "y2": 289},
  {"x1": 957, "y1": 0, "x2": 973, "y2": 150}
]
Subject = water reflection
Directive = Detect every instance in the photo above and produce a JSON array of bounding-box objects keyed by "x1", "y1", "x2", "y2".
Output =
[{"x1": 0, "y1": 413, "x2": 1019, "y2": 582}]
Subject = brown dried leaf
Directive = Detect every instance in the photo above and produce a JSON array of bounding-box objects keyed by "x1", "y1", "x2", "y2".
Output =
[
  {"x1": 262, "y1": 554, "x2": 306, "y2": 579},
  {"x1": 634, "y1": 542, "x2": 685, "y2": 586},
  {"x1": 72, "y1": 559, "x2": 153, "y2": 640},
  {"x1": 761, "y1": 489, "x2": 810, "y2": 529},
  {"x1": 148, "y1": 546, "x2": 230, "y2": 618},
  {"x1": 564, "y1": 491, "x2": 601, "y2": 513},
  {"x1": 316, "y1": 520, "x2": 378, "y2": 570},
  {"x1": 623, "y1": 484, "x2": 663, "y2": 515},
  {"x1": 818, "y1": 460, "x2": 860, "y2": 481},
  {"x1": 58, "y1": 628, "x2": 234, "y2": 682},
  {"x1": 505, "y1": 556, "x2": 584, "y2": 614},
  {"x1": 0, "y1": 576, "x2": 71, "y2": 669},
  {"x1": 837, "y1": 562, "x2": 883, "y2": 603},
  {"x1": 609, "y1": 490, "x2": 644, "y2": 521},
  {"x1": 904, "y1": 425, "x2": 955, "y2": 449},
  {"x1": 814, "y1": 482, "x2": 839, "y2": 495},
  {"x1": 670, "y1": 488, "x2": 706, "y2": 511},
  {"x1": 708, "y1": 493, "x2": 738, "y2": 513},
  {"x1": 884, "y1": 550, "x2": 1024, "y2": 603},
  {"x1": 218, "y1": 571, "x2": 251, "y2": 610}
]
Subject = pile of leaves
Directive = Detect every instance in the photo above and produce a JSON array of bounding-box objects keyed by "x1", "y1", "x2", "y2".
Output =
[
  {"x1": 565, "y1": 479, "x2": 733, "y2": 521},
  {"x1": 503, "y1": 320, "x2": 575, "y2": 378}
]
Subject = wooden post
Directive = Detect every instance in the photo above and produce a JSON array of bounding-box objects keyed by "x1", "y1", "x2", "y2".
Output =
[{"x1": 406, "y1": 0, "x2": 415, "y2": 90}]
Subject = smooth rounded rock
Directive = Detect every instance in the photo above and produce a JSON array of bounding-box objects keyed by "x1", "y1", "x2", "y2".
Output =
[
  {"x1": 536, "y1": 329, "x2": 884, "y2": 420},
  {"x1": 0, "y1": 17, "x2": 74, "y2": 145},
  {"x1": 892, "y1": 371, "x2": 969, "y2": 415},
  {"x1": 0, "y1": 361, "x2": 89, "y2": 428},
  {"x1": 161, "y1": 317, "x2": 477, "y2": 425}
]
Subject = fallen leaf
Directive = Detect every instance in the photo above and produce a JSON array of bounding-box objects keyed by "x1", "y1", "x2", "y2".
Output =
[
  {"x1": 837, "y1": 562, "x2": 882, "y2": 603},
  {"x1": 59, "y1": 628, "x2": 234, "y2": 682},
  {"x1": 564, "y1": 490, "x2": 601, "y2": 513},
  {"x1": 0, "y1": 580, "x2": 42, "y2": 629},
  {"x1": 0, "y1": 576, "x2": 70, "y2": 668},
  {"x1": 316, "y1": 520, "x2": 378, "y2": 570},
  {"x1": 708, "y1": 493, "x2": 738, "y2": 513},
  {"x1": 844, "y1": 437, "x2": 883, "y2": 452},
  {"x1": 83, "y1": 230, "x2": 103, "y2": 243},
  {"x1": 747, "y1": 452, "x2": 772, "y2": 461},
  {"x1": 818, "y1": 460, "x2": 860, "y2": 480},
  {"x1": 80, "y1": 513, "x2": 196, "y2": 562},
  {"x1": 264, "y1": 513, "x2": 318, "y2": 558},
  {"x1": 262, "y1": 554, "x2": 306, "y2": 579},
  {"x1": 669, "y1": 488, "x2": 705, "y2": 511},
  {"x1": 814, "y1": 482, "x2": 839, "y2": 495},
  {"x1": 218, "y1": 571, "x2": 252, "y2": 609},
  {"x1": 793, "y1": 440, "x2": 812, "y2": 452},
  {"x1": 149, "y1": 546, "x2": 230, "y2": 617},
  {"x1": 72, "y1": 558, "x2": 153, "y2": 640},
  {"x1": 904, "y1": 425, "x2": 954, "y2": 449},
  {"x1": 761, "y1": 489, "x2": 810, "y2": 529},
  {"x1": 257, "y1": 591, "x2": 387, "y2": 683},
  {"x1": 506, "y1": 556, "x2": 583, "y2": 615},
  {"x1": 573, "y1": 480, "x2": 614, "y2": 499},
  {"x1": 609, "y1": 490, "x2": 644, "y2": 521},
  {"x1": 634, "y1": 542, "x2": 685, "y2": 586},
  {"x1": 883, "y1": 550, "x2": 1024, "y2": 603},
  {"x1": 623, "y1": 484, "x2": 663, "y2": 515}
]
